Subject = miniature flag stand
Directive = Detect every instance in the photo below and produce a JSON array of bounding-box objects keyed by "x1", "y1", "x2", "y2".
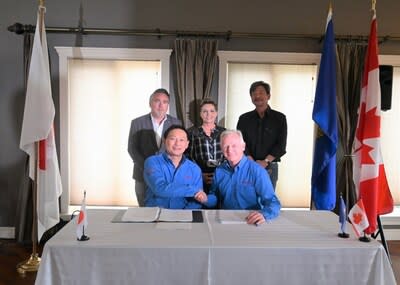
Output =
[
  {"x1": 349, "y1": 199, "x2": 370, "y2": 241},
  {"x1": 338, "y1": 195, "x2": 349, "y2": 238},
  {"x1": 359, "y1": 232, "x2": 371, "y2": 243},
  {"x1": 359, "y1": 233, "x2": 371, "y2": 243},
  {"x1": 75, "y1": 191, "x2": 90, "y2": 241},
  {"x1": 348, "y1": 200, "x2": 391, "y2": 262}
]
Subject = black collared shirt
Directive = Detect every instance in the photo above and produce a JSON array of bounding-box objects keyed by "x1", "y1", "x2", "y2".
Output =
[{"x1": 237, "y1": 106, "x2": 287, "y2": 162}]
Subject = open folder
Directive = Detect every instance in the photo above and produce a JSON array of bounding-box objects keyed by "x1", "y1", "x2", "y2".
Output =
[{"x1": 112, "y1": 207, "x2": 204, "y2": 223}]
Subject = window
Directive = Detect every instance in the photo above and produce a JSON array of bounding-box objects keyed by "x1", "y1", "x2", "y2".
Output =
[
  {"x1": 380, "y1": 56, "x2": 400, "y2": 204},
  {"x1": 219, "y1": 52, "x2": 400, "y2": 207},
  {"x1": 218, "y1": 51, "x2": 319, "y2": 207},
  {"x1": 56, "y1": 47, "x2": 171, "y2": 213}
]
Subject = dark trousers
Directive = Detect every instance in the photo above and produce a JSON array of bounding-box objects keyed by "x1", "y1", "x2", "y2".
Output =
[
  {"x1": 266, "y1": 162, "x2": 278, "y2": 189},
  {"x1": 134, "y1": 180, "x2": 146, "y2": 207}
]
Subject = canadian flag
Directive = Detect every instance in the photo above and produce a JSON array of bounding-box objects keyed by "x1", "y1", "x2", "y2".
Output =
[
  {"x1": 349, "y1": 199, "x2": 369, "y2": 237},
  {"x1": 352, "y1": 11, "x2": 393, "y2": 235},
  {"x1": 76, "y1": 193, "x2": 88, "y2": 240}
]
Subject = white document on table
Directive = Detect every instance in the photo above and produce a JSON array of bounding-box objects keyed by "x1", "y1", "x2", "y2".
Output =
[
  {"x1": 121, "y1": 207, "x2": 193, "y2": 222},
  {"x1": 121, "y1": 207, "x2": 160, "y2": 222},
  {"x1": 217, "y1": 210, "x2": 249, "y2": 224},
  {"x1": 158, "y1": 209, "x2": 193, "y2": 222}
]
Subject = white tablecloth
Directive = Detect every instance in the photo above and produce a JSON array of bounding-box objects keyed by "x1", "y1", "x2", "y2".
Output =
[{"x1": 35, "y1": 209, "x2": 396, "y2": 285}]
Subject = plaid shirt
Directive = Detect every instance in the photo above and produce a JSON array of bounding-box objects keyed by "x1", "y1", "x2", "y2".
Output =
[{"x1": 187, "y1": 125, "x2": 226, "y2": 172}]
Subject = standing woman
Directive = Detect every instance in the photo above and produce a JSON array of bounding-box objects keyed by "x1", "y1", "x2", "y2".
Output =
[{"x1": 187, "y1": 100, "x2": 226, "y2": 193}]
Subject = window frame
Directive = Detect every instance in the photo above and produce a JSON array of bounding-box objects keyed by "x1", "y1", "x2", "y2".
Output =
[
  {"x1": 55, "y1": 47, "x2": 172, "y2": 213},
  {"x1": 217, "y1": 51, "x2": 321, "y2": 125}
]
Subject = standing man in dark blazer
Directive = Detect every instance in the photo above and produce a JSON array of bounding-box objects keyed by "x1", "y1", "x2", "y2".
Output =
[
  {"x1": 128, "y1": 88, "x2": 181, "y2": 206},
  {"x1": 237, "y1": 81, "x2": 287, "y2": 189}
]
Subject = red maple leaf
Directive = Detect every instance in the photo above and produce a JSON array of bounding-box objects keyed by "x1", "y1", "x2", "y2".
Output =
[
  {"x1": 356, "y1": 103, "x2": 381, "y2": 142},
  {"x1": 352, "y1": 212, "x2": 363, "y2": 225},
  {"x1": 360, "y1": 144, "x2": 375, "y2": 165},
  {"x1": 354, "y1": 102, "x2": 381, "y2": 164}
]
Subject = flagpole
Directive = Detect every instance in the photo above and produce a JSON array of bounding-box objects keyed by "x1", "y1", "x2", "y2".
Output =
[
  {"x1": 16, "y1": 0, "x2": 45, "y2": 275},
  {"x1": 366, "y1": 0, "x2": 392, "y2": 261},
  {"x1": 17, "y1": 143, "x2": 41, "y2": 275},
  {"x1": 357, "y1": 0, "x2": 377, "y2": 245}
]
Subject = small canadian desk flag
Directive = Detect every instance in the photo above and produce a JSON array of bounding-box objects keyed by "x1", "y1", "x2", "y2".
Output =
[
  {"x1": 349, "y1": 199, "x2": 369, "y2": 237},
  {"x1": 76, "y1": 191, "x2": 89, "y2": 241}
]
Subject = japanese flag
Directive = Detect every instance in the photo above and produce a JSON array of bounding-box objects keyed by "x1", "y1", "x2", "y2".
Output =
[{"x1": 76, "y1": 195, "x2": 88, "y2": 239}]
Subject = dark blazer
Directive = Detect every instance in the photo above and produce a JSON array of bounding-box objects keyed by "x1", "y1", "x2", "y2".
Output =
[{"x1": 128, "y1": 113, "x2": 181, "y2": 181}]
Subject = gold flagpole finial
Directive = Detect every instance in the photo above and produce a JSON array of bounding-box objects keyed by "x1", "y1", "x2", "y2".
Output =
[
  {"x1": 39, "y1": 0, "x2": 45, "y2": 6},
  {"x1": 372, "y1": 0, "x2": 376, "y2": 11}
]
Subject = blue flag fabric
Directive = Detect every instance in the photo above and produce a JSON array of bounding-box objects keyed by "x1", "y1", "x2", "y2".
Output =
[
  {"x1": 311, "y1": 9, "x2": 338, "y2": 210},
  {"x1": 339, "y1": 195, "x2": 347, "y2": 233}
]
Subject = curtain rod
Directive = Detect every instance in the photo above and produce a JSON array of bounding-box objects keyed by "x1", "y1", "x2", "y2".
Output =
[{"x1": 7, "y1": 22, "x2": 400, "y2": 43}]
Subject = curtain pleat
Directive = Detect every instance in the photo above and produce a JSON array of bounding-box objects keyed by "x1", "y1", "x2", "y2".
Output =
[
  {"x1": 173, "y1": 39, "x2": 218, "y2": 127},
  {"x1": 335, "y1": 42, "x2": 367, "y2": 212},
  {"x1": 15, "y1": 33, "x2": 34, "y2": 243}
]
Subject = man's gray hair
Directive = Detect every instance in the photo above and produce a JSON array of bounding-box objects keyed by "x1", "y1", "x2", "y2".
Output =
[
  {"x1": 220, "y1": 129, "x2": 245, "y2": 144},
  {"x1": 149, "y1": 88, "x2": 170, "y2": 103}
]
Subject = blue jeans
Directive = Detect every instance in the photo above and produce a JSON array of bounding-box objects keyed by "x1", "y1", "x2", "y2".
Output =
[{"x1": 266, "y1": 162, "x2": 278, "y2": 190}]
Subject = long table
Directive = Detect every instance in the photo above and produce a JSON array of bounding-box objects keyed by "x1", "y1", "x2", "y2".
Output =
[{"x1": 35, "y1": 209, "x2": 396, "y2": 285}]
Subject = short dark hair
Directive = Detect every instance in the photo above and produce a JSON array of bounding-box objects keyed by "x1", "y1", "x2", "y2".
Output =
[
  {"x1": 150, "y1": 88, "x2": 170, "y2": 102},
  {"x1": 249, "y1": 81, "x2": 271, "y2": 95},
  {"x1": 200, "y1": 99, "x2": 218, "y2": 111},
  {"x1": 163, "y1": 125, "x2": 189, "y2": 140}
]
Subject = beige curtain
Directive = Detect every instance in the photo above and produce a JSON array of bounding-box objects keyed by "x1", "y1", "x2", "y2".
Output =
[
  {"x1": 335, "y1": 42, "x2": 366, "y2": 212},
  {"x1": 173, "y1": 39, "x2": 218, "y2": 127}
]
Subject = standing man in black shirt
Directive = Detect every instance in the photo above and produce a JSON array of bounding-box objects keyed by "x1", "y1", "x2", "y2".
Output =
[{"x1": 236, "y1": 81, "x2": 287, "y2": 189}]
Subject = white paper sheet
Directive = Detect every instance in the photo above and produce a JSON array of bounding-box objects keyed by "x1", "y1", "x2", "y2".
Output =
[
  {"x1": 216, "y1": 210, "x2": 249, "y2": 224},
  {"x1": 121, "y1": 207, "x2": 160, "y2": 222},
  {"x1": 121, "y1": 207, "x2": 193, "y2": 222},
  {"x1": 158, "y1": 209, "x2": 193, "y2": 222}
]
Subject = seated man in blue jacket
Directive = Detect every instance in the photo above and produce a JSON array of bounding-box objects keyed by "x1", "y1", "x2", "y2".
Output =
[
  {"x1": 205, "y1": 129, "x2": 281, "y2": 225},
  {"x1": 144, "y1": 125, "x2": 209, "y2": 209}
]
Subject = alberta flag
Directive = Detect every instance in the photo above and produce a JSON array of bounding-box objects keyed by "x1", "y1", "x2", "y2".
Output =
[
  {"x1": 19, "y1": 6, "x2": 62, "y2": 241},
  {"x1": 311, "y1": 6, "x2": 338, "y2": 210},
  {"x1": 351, "y1": 10, "x2": 393, "y2": 235}
]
